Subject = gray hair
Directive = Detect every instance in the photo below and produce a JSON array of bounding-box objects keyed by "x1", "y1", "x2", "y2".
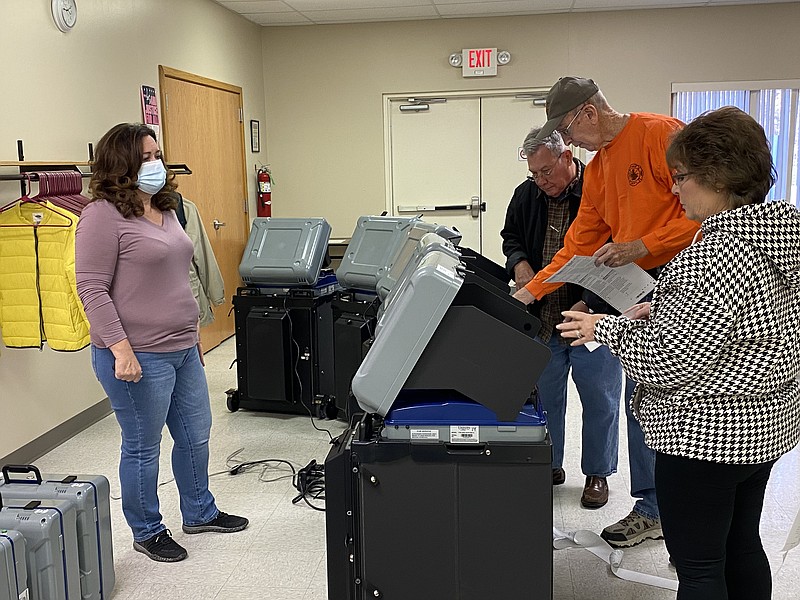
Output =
[{"x1": 522, "y1": 126, "x2": 566, "y2": 158}]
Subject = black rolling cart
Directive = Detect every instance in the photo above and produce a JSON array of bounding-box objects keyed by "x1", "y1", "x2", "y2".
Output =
[
  {"x1": 228, "y1": 282, "x2": 336, "y2": 417},
  {"x1": 330, "y1": 291, "x2": 378, "y2": 420},
  {"x1": 226, "y1": 217, "x2": 337, "y2": 417}
]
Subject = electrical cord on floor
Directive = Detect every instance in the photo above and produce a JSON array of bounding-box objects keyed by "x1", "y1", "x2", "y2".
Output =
[
  {"x1": 226, "y1": 447, "x2": 298, "y2": 483},
  {"x1": 292, "y1": 459, "x2": 325, "y2": 512},
  {"x1": 109, "y1": 449, "x2": 244, "y2": 500},
  {"x1": 282, "y1": 295, "x2": 334, "y2": 442}
]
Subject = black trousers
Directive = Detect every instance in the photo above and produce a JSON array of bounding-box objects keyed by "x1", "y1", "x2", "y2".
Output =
[{"x1": 655, "y1": 452, "x2": 775, "y2": 600}]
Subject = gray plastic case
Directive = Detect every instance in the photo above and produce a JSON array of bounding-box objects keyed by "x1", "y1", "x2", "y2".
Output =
[
  {"x1": 351, "y1": 247, "x2": 463, "y2": 416},
  {"x1": 335, "y1": 216, "x2": 419, "y2": 291},
  {"x1": 0, "y1": 530, "x2": 28, "y2": 600},
  {"x1": 376, "y1": 225, "x2": 461, "y2": 302},
  {"x1": 0, "y1": 468, "x2": 114, "y2": 600},
  {"x1": 239, "y1": 217, "x2": 331, "y2": 286},
  {"x1": 0, "y1": 499, "x2": 81, "y2": 600}
]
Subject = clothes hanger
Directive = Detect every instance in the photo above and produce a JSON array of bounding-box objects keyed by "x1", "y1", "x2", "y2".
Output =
[
  {"x1": 0, "y1": 174, "x2": 74, "y2": 228},
  {"x1": 32, "y1": 171, "x2": 89, "y2": 216}
]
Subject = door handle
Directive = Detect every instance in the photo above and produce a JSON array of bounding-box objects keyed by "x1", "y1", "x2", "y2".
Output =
[{"x1": 212, "y1": 219, "x2": 226, "y2": 230}]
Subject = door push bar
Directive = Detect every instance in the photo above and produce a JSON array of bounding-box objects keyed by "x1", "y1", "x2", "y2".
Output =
[{"x1": 398, "y1": 196, "x2": 485, "y2": 218}]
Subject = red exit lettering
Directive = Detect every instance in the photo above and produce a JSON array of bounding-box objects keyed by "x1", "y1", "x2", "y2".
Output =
[{"x1": 468, "y1": 48, "x2": 493, "y2": 68}]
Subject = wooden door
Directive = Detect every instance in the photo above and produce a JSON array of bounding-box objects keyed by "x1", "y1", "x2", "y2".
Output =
[{"x1": 159, "y1": 66, "x2": 249, "y2": 350}]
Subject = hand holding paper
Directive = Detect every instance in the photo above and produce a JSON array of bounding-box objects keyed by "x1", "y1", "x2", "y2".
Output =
[{"x1": 545, "y1": 256, "x2": 656, "y2": 313}]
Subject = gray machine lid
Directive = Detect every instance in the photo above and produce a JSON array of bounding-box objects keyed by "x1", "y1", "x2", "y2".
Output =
[
  {"x1": 239, "y1": 217, "x2": 331, "y2": 286},
  {"x1": 335, "y1": 215, "x2": 419, "y2": 292}
]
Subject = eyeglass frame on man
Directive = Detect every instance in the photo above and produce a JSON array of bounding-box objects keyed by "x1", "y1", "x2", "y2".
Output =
[
  {"x1": 556, "y1": 104, "x2": 587, "y2": 138},
  {"x1": 527, "y1": 151, "x2": 566, "y2": 182}
]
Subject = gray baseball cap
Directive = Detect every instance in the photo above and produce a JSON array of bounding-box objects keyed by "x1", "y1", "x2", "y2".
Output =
[{"x1": 536, "y1": 77, "x2": 599, "y2": 140}]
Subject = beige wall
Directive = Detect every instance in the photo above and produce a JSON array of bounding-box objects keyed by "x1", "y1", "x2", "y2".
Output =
[
  {"x1": 0, "y1": 0, "x2": 265, "y2": 459},
  {"x1": 261, "y1": 3, "x2": 800, "y2": 236}
]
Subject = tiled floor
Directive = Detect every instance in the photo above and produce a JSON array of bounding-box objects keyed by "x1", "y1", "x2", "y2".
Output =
[{"x1": 34, "y1": 337, "x2": 800, "y2": 599}]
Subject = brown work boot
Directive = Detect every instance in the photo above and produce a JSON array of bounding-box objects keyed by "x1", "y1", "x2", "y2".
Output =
[{"x1": 580, "y1": 476, "x2": 608, "y2": 509}]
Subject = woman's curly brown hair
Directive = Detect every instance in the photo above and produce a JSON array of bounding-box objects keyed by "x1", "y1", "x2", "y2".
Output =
[{"x1": 89, "y1": 123, "x2": 178, "y2": 218}]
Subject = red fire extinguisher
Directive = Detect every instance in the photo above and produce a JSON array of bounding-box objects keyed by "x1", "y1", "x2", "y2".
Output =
[{"x1": 256, "y1": 166, "x2": 272, "y2": 217}]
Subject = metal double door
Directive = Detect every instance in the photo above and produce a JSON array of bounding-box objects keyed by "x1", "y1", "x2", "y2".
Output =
[{"x1": 386, "y1": 91, "x2": 547, "y2": 265}]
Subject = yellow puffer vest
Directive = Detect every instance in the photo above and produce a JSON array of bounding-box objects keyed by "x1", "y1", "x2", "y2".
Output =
[{"x1": 0, "y1": 200, "x2": 90, "y2": 350}]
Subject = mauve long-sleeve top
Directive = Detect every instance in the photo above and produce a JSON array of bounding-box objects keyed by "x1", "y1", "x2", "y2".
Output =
[{"x1": 75, "y1": 199, "x2": 199, "y2": 352}]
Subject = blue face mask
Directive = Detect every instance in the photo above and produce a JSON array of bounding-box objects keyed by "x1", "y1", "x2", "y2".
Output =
[{"x1": 137, "y1": 160, "x2": 166, "y2": 195}]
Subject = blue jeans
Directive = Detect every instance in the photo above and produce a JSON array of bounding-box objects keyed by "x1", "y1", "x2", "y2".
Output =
[
  {"x1": 625, "y1": 376, "x2": 659, "y2": 520},
  {"x1": 91, "y1": 345, "x2": 218, "y2": 541},
  {"x1": 537, "y1": 335, "x2": 621, "y2": 477}
]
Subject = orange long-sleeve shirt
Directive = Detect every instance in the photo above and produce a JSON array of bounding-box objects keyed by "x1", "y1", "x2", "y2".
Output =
[{"x1": 525, "y1": 113, "x2": 700, "y2": 300}]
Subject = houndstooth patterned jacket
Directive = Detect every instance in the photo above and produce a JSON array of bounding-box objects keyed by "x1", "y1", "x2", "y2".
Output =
[{"x1": 595, "y1": 201, "x2": 800, "y2": 464}]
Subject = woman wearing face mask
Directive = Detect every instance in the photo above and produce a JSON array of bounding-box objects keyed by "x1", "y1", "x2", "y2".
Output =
[{"x1": 76, "y1": 123, "x2": 248, "y2": 563}]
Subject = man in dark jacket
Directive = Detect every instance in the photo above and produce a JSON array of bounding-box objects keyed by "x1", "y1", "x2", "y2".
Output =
[{"x1": 501, "y1": 126, "x2": 621, "y2": 509}]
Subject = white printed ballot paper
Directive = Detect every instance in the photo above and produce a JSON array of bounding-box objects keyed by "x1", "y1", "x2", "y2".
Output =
[{"x1": 545, "y1": 256, "x2": 657, "y2": 313}]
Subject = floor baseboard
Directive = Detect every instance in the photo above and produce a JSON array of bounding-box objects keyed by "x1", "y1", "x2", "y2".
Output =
[{"x1": 0, "y1": 398, "x2": 112, "y2": 466}]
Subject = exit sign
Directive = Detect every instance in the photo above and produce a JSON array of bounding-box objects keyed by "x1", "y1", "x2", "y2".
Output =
[{"x1": 462, "y1": 48, "x2": 497, "y2": 77}]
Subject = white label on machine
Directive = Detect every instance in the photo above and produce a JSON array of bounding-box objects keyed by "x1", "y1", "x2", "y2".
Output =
[
  {"x1": 450, "y1": 425, "x2": 480, "y2": 443},
  {"x1": 20, "y1": 590, "x2": 30, "y2": 600},
  {"x1": 410, "y1": 429, "x2": 440, "y2": 441}
]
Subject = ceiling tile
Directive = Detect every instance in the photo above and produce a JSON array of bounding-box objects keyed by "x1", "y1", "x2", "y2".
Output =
[
  {"x1": 437, "y1": 1, "x2": 571, "y2": 16},
  {"x1": 241, "y1": 11, "x2": 314, "y2": 24},
  {"x1": 219, "y1": 1, "x2": 295, "y2": 12},
  {"x1": 572, "y1": 0, "x2": 704, "y2": 9},
  {"x1": 307, "y1": 5, "x2": 440, "y2": 22},
  {"x1": 286, "y1": 0, "x2": 434, "y2": 10}
]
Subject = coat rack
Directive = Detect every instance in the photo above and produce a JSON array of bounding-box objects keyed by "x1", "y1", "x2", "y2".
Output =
[{"x1": 0, "y1": 140, "x2": 192, "y2": 196}]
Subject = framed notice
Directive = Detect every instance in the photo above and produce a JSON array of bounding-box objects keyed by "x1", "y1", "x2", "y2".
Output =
[
  {"x1": 250, "y1": 120, "x2": 260, "y2": 153},
  {"x1": 140, "y1": 85, "x2": 160, "y2": 139}
]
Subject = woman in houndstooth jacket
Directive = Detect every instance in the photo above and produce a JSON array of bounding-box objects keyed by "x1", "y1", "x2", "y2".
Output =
[{"x1": 558, "y1": 106, "x2": 800, "y2": 600}]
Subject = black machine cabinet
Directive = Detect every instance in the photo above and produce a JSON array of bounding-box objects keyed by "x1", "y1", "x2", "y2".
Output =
[
  {"x1": 229, "y1": 286, "x2": 335, "y2": 416},
  {"x1": 325, "y1": 413, "x2": 553, "y2": 600},
  {"x1": 331, "y1": 292, "x2": 378, "y2": 421}
]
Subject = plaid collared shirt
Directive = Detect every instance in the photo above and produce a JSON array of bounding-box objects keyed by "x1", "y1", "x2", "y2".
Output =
[{"x1": 537, "y1": 171, "x2": 582, "y2": 343}]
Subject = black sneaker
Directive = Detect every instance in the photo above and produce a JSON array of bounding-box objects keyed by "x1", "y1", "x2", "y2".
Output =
[
  {"x1": 133, "y1": 529, "x2": 187, "y2": 563},
  {"x1": 182, "y1": 511, "x2": 249, "y2": 534}
]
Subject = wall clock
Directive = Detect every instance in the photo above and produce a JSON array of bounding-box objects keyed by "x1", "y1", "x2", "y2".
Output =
[{"x1": 52, "y1": 0, "x2": 78, "y2": 33}]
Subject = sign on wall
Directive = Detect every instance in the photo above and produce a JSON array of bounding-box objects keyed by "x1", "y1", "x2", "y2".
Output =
[{"x1": 462, "y1": 48, "x2": 497, "y2": 77}]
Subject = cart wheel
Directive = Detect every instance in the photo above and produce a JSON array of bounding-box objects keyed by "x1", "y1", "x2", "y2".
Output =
[
  {"x1": 225, "y1": 389, "x2": 240, "y2": 413},
  {"x1": 325, "y1": 401, "x2": 339, "y2": 421}
]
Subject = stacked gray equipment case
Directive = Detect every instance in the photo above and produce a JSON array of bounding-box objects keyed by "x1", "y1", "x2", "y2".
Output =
[
  {"x1": 230, "y1": 217, "x2": 337, "y2": 416},
  {"x1": 325, "y1": 233, "x2": 554, "y2": 600},
  {"x1": 0, "y1": 530, "x2": 28, "y2": 600},
  {"x1": 0, "y1": 466, "x2": 114, "y2": 600},
  {"x1": 0, "y1": 495, "x2": 80, "y2": 600}
]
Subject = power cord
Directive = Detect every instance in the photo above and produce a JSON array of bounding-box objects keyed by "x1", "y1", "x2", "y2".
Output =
[
  {"x1": 283, "y1": 294, "x2": 334, "y2": 441},
  {"x1": 226, "y1": 447, "x2": 298, "y2": 483},
  {"x1": 292, "y1": 459, "x2": 325, "y2": 512}
]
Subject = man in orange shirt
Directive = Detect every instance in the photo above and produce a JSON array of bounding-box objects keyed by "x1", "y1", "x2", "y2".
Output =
[{"x1": 514, "y1": 77, "x2": 699, "y2": 547}]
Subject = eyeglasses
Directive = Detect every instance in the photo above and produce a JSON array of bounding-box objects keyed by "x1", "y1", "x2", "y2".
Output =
[
  {"x1": 672, "y1": 172, "x2": 692, "y2": 186},
  {"x1": 528, "y1": 152, "x2": 564, "y2": 182},
  {"x1": 556, "y1": 105, "x2": 586, "y2": 137}
]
